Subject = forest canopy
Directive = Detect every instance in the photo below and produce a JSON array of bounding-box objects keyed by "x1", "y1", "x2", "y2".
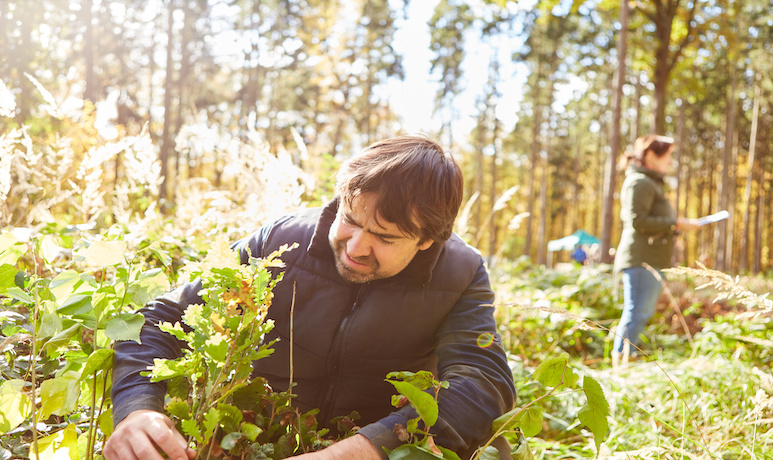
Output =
[{"x1": 1, "y1": 0, "x2": 771, "y2": 273}]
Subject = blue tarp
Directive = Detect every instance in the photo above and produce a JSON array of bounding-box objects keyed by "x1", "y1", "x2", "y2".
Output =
[{"x1": 547, "y1": 230, "x2": 600, "y2": 252}]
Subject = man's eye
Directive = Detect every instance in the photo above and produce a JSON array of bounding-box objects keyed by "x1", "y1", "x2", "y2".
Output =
[{"x1": 379, "y1": 237, "x2": 395, "y2": 245}]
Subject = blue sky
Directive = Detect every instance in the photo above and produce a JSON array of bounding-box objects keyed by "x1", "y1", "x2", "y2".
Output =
[{"x1": 386, "y1": 0, "x2": 529, "y2": 137}]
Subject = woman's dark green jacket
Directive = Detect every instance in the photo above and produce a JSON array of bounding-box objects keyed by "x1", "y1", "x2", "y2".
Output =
[{"x1": 614, "y1": 166, "x2": 677, "y2": 272}]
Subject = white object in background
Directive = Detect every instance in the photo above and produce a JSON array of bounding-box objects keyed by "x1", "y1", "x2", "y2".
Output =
[{"x1": 695, "y1": 210, "x2": 729, "y2": 226}]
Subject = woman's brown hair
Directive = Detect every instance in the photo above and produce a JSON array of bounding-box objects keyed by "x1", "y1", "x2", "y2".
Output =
[
  {"x1": 619, "y1": 134, "x2": 675, "y2": 170},
  {"x1": 335, "y1": 135, "x2": 463, "y2": 243}
]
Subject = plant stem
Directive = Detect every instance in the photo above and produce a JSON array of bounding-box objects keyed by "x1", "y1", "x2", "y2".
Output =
[
  {"x1": 87, "y1": 370, "x2": 98, "y2": 460},
  {"x1": 28, "y1": 244, "x2": 41, "y2": 460},
  {"x1": 94, "y1": 369, "x2": 110, "y2": 456},
  {"x1": 289, "y1": 283, "x2": 296, "y2": 400}
]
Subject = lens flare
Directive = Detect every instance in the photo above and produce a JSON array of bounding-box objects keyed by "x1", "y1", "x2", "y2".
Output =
[{"x1": 477, "y1": 332, "x2": 495, "y2": 348}]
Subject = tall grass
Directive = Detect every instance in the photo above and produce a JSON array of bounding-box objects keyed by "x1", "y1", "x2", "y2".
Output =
[{"x1": 494, "y1": 262, "x2": 773, "y2": 458}]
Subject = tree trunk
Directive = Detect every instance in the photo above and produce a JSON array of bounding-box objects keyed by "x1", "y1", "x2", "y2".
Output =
[
  {"x1": 601, "y1": 0, "x2": 628, "y2": 264},
  {"x1": 726, "y1": 131, "x2": 737, "y2": 270},
  {"x1": 83, "y1": 0, "x2": 96, "y2": 103},
  {"x1": 159, "y1": 0, "x2": 176, "y2": 202},
  {"x1": 696, "y1": 161, "x2": 707, "y2": 261},
  {"x1": 572, "y1": 135, "x2": 581, "y2": 232},
  {"x1": 474, "y1": 119, "x2": 485, "y2": 240},
  {"x1": 739, "y1": 73, "x2": 761, "y2": 272},
  {"x1": 537, "y1": 137, "x2": 548, "y2": 266},
  {"x1": 537, "y1": 80, "x2": 555, "y2": 266},
  {"x1": 753, "y1": 171, "x2": 764, "y2": 274},
  {"x1": 674, "y1": 100, "x2": 685, "y2": 265},
  {"x1": 16, "y1": 12, "x2": 32, "y2": 124},
  {"x1": 489, "y1": 118, "x2": 500, "y2": 261},
  {"x1": 174, "y1": 1, "x2": 192, "y2": 197},
  {"x1": 523, "y1": 67, "x2": 542, "y2": 258},
  {"x1": 714, "y1": 65, "x2": 737, "y2": 271},
  {"x1": 593, "y1": 130, "x2": 604, "y2": 239},
  {"x1": 634, "y1": 72, "x2": 642, "y2": 141}
]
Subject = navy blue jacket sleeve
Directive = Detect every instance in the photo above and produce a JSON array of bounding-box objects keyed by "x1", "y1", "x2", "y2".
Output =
[
  {"x1": 111, "y1": 224, "x2": 276, "y2": 427},
  {"x1": 358, "y1": 259, "x2": 516, "y2": 456},
  {"x1": 111, "y1": 279, "x2": 204, "y2": 427}
]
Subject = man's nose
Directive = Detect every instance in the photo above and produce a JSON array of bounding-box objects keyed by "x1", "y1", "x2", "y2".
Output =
[{"x1": 346, "y1": 230, "x2": 372, "y2": 258}]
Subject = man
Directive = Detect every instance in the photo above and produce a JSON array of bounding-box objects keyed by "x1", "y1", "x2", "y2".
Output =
[
  {"x1": 105, "y1": 135, "x2": 516, "y2": 460},
  {"x1": 571, "y1": 245, "x2": 586, "y2": 265}
]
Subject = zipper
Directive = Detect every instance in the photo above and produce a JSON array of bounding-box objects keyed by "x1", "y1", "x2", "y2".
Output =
[{"x1": 318, "y1": 285, "x2": 364, "y2": 424}]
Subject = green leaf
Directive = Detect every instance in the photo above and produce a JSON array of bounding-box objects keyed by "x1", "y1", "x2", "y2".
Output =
[
  {"x1": 578, "y1": 376, "x2": 610, "y2": 450},
  {"x1": 532, "y1": 355, "x2": 579, "y2": 388},
  {"x1": 42, "y1": 323, "x2": 82, "y2": 354},
  {"x1": 512, "y1": 432, "x2": 535, "y2": 460},
  {"x1": 204, "y1": 332, "x2": 230, "y2": 362},
  {"x1": 203, "y1": 407, "x2": 221, "y2": 443},
  {"x1": 146, "y1": 358, "x2": 190, "y2": 382},
  {"x1": 4, "y1": 286, "x2": 33, "y2": 304},
  {"x1": 240, "y1": 422, "x2": 262, "y2": 442},
  {"x1": 385, "y1": 370, "x2": 438, "y2": 391},
  {"x1": 166, "y1": 397, "x2": 191, "y2": 420},
  {"x1": 492, "y1": 405, "x2": 543, "y2": 437},
  {"x1": 478, "y1": 446, "x2": 501, "y2": 460},
  {"x1": 387, "y1": 444, "x2": 444, "y2": 459},
  {"x1": 37, "y1": 309, "x2": 63, "y2": 339},
  {"x1": 99, "y1": 407, "x2": 114, "y2": 438},
  {"x1": 217, "y1": 403, "x2": 243, "y2": 434},
  {"x1": 126, "y1": 268, "x2": 170, "y2": 308},
  {"x1": 220, "y1": 432, "x2": 243, "y2": 451},
  {"x1": 32, "y1": 423, "x2": 78, "y2": 460},
  {"x1": 91, "y1": 290, "x2": 114, "y2": 324},
  {"x1": 182, "y1": 418, "x2": 202, "y2": 442},
  {"x1": 0, "y1": 264, "x2": 19, "y2": 292},
  {"x1": 387, "y1": 380, "x2": 438, "y2": 427},
  {"x1": 79, "y1": 348, "x2": 115, "y2": 379},
  {"x1": 39, "y1": 375, "x2": 80, "y2": 419},
  {"x1": 157, "y1": 321, "x2": 192, "y2": 342},
  {"x1": 105, "y1": 313, "x2": 144, "y2": 342},
  {"x1": 49, "y1": 270, "x2": 87, "y2": 305},
  {"x1": 79, "y1": 240, "x2": 127, "y2": 267},
  {"x1": 0, "y1": 233, "x2": 26, "y2": 265},
  {"x1": 435, "y1": 445, "x2": 461, "y2": 460},
  {"x1": 147, "y1": 241, "x2": 172, "y2": 268},
  {"x1": 38, "y1": 234, "x2": 62, "y2": 265},
  {"x1": 0, "y1": 379, "x2": 31, "y2": 434},
  {"x1": 518, "y1": 406, "x2": 543, "y2": 437},
  {"x1": 57, "y1": 294, "x2": 93, "y2": 316}
]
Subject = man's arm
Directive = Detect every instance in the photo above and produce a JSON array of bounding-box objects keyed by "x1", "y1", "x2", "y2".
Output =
[
  {"x1": 294, "y1": 434, "x2": 382, "y2": 459},
  {"x1": 111, "y1": 280, "x2": 204, "y2": 426},
  {"x1": 430, "y1": 259, "x2": 516, "y2": 451},
  {"x1": 358, "y1": 259, "x2": 516, "y2": 456}
]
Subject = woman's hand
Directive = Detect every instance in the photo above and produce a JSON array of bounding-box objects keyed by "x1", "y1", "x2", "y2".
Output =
[{"x1": 676, "y1": 218, "x2": 700, "y2": 232}]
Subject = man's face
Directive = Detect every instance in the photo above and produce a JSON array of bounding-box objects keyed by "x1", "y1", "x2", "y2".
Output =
[{"x1": 328, "y1": 193, "x2": 433, "y2": 284}]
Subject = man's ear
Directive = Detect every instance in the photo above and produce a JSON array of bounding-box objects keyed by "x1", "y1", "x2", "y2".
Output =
[{"x1": 418, "y1": 239, "x2": 434, "y2": 251}]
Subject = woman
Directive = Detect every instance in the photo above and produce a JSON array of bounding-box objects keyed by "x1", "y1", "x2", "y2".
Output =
[{"x1": 613, "y1": 134, "x2": 698, "y2": 365}]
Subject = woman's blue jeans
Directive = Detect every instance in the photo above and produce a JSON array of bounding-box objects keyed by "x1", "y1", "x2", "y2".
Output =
[{"x1": 613, "y1": 266, "x2": 663, "y2": 354}]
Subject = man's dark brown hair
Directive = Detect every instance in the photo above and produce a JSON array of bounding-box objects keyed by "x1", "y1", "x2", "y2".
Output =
[{"x1": 335, "y1": 135, "x2": 464, "y2": 243}]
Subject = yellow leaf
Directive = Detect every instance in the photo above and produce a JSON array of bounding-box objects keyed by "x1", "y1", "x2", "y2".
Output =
[{"x1": 78, "y1": 241, "x2": 127, "y2": 267}]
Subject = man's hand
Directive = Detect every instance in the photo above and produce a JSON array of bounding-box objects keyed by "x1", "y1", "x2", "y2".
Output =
[
  {"x1": 294, "y1": 434, "x2": 383, "y2": 460},
  {"x1": 103, "y1": 410, "x2": 196, "y2": 460}
]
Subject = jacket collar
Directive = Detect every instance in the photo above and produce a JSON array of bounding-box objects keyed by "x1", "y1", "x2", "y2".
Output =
[
  {"x1": 307, "y1": 198, "x2": 443, "y2": 286},
  {"x1": 628, "y1": 165, "x2": 665, "y2": 183}
]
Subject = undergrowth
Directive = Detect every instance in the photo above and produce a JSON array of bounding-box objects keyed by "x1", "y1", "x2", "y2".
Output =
[{"x1": 494, "y1": 260, "x2": 773, "y2": 458}]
